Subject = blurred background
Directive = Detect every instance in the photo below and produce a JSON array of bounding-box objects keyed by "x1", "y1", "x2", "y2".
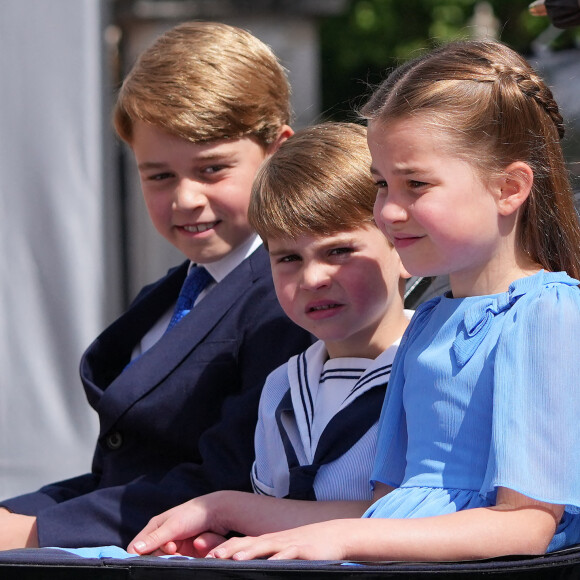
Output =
[{"x1": 1, "y1": 0, "x2": 578, "y2": 498}]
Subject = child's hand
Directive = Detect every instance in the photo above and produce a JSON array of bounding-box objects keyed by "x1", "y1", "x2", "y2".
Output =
[
  {"x1": 207, "y1": 520, "x2": 352, "y2": 561},
  {"x1": 191, "y1": 532, "x2": 228, "y2": 556},
  {"x1": 139, "y1": 532, "x2": 227, "y2": 558},
  {"x1": 128, "y1": 493, "x2": 228, "y2": 555}
]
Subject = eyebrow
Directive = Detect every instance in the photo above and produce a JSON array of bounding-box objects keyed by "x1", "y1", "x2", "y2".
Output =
[
  {"x1": 137, "y1": 151, "x2": 237, "y2": 171},
  {"x1": 138, "y1": 161, "x2": 168, "y2": 171},
  {"x1": 370, "y1": 165, "x2": 419, "y2": 176},
  {"x1": 196, "y1": 150, "x2": 237, "y2": 161},
  {"x1": 269, "y1": 234, "x2": 358, "y2": 257},
  {"x1": 268, "y1": 245, "x2": 298, "y2": 257}
]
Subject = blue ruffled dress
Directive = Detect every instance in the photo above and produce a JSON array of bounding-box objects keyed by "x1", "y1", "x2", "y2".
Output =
[{"x1": 364, "y1": 271, "x2": 580, "y2": 552}]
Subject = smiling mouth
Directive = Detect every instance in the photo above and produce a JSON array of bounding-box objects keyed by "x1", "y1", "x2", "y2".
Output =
[
  {"x1": 393, "y1": 233, "x2": 420, "y2": 240},
  {"x1": 182, "y1": 222, "x2": 219, "y2": 233},
  {"x1": 393, "y1": 234, "x2": 423, "y2": 247}
]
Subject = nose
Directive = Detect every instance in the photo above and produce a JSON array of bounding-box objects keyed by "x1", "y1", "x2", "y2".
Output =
[
  {"x1": 300, "y1": 260, "x2": 331, "y2": 291},
  {"x1": 374, "y1": 191, "x2": 408, "y2": 228},
  {"x1": 173, "y1": 178, "x2": 206, "y2": 210}
]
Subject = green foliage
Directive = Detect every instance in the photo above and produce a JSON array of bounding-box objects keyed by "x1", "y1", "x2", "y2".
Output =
[{"x1": 318, "y1": 0, "x2": 575, "y2": 120}]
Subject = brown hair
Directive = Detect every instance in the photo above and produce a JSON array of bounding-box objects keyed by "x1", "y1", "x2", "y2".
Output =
[
  {"x1": 248, "y1": 122, "x2": 377, "y2": 247},
  {"x1": 113, "y1": 21, "x2": 291, "y2": 147},
  {"x1": 362, "y1": 40, "x2": 580, "y2": 278}
]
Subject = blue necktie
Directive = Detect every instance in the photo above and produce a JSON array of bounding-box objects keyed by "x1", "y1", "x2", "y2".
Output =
[{"x1": 166, "y1": 266, "x2": 212, "y2": 332}]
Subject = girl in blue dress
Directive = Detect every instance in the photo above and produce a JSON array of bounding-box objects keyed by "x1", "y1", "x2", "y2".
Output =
[{"x1": 128, "y1": 39, "x2": 580, "y2": 562}]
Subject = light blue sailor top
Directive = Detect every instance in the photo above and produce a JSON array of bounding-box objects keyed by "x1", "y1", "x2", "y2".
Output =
[
  {"x1": 252, "y1": 339, "x2": 401, "y2": 501},
  {"x1": 364, "y1": 271, "x2": 580, "y2": 552}
]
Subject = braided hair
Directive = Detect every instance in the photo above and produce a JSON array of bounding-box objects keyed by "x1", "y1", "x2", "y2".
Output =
[{"x1": 362, "y1": 40, "x2": 580, "y2": 278}]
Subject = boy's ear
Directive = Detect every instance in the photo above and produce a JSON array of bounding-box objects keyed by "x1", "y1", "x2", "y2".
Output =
[
  {"x1": 495, "y1": 161, "x2": 534, "y2": 217},
  {"x1": 267, "y1": 125, "x2": 293, "y2": 154}
]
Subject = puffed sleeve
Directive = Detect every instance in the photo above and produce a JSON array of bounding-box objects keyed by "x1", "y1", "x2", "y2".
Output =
[{"x1": 481, "y1": 275, "x2": 580, "y2": 512}]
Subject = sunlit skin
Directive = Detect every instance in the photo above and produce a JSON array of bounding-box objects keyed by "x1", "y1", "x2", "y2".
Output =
[
  {"x1": 268, "y1": 227, "x2": 409, "y2": 359},
  {"x1": 132, "y1": 121, "x2": 292, "y2": 264},
  {"x1": 367, "y1": 118, "x2": 540, "y2": 297},
  {"x1": 0, "y1": 509, "x2": 38, "y2": 549}
]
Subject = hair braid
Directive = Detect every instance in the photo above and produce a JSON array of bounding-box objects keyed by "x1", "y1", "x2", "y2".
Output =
[{"x1": 491, "y1": 63, "x2": 565, "y2": 139}]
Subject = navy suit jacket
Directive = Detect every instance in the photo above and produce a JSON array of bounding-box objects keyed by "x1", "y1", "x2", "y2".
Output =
[{"x1": 2, "y1": 247, "x2": 313, "y2": 547}]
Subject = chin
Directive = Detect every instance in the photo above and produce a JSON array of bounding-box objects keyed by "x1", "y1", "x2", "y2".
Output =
[{"x1": 184, "y1": 246, "x2": 230, "y2": 265}]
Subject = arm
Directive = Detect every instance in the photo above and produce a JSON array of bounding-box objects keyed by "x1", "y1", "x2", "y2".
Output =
[
  {"x1": 0, "y1": 508, "x2": 38, "y2": 549},
  {"x1": 128, "y1": 489, "x2": 371, "y2": 556},
  {"x1": 0, "y1": 472, "x2": 101, "y2": 549},
  {"x1": 130, "y1": 481, "x2": 392, "y2": 556},
  {"x1": 205, "y1": 487, "x2": 563, "y2": 561}
]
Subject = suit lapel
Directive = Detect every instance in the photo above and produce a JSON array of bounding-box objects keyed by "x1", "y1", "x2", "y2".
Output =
[
  {"x1": 96, "y1": 250, "x2": 262, "y2": 437},
  {"x1": 81, "y1": 261, "x2": 188, "y2": 409}
]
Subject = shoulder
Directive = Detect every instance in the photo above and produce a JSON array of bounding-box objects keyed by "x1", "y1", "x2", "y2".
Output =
[
  {"x1": 494, "y1": 271, "x2": 580, "y2": 364},
  {"x1": 215, "y1": 248, "x2": 276, "y2": 309},
  {"x1": 507, "y1": 270, "x2": 580, "y2": 326},
  {"x1": 259, "y1": 341, "x2": 325, "y2": 411},
  {"x1": 227, "y1": 250, "x2": 307, "y2": 331},
  {"x1": 449, "y1": 271, "x2": 579, "y2": 367},
  {"x1": 149, "y1": 261, "x2": 189, "y2": 289},
  {"x1": 246, "y1": 245, "x2": 273, "y2": 279},
  {"x1": 224, "y1": 247, "x2": 276, "y2": 299},
  {"x1": 263, "y1": 358, "x2": 292, "y2": 393},
  {"x1": 258, "y1": 361, "x2": 292, "y2": 416},
  {"x1": 260, "y1": 342, "x2": 321, "y2": 401},
  {"x1": 398, "y1": 296, "x2": 442, "y2": 346}
]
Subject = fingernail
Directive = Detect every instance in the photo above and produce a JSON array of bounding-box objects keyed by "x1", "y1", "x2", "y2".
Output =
[{"x1": 133, "y1": 541, "x2": 146, "y2": 552}]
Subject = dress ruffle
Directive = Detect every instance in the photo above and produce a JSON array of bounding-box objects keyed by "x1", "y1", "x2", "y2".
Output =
[{"x1": 364, "y1": 486, "x2": 487, "y2": 519}]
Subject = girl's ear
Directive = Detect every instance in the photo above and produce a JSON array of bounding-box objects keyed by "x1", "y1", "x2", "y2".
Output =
[{"x1": 495, "y1": 161, "x2": 534, "y2": 216}]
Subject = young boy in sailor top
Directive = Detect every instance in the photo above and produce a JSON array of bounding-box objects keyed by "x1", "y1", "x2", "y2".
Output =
[{"x1": 249, "y1": 123, "x2": 411, "y2": 502}]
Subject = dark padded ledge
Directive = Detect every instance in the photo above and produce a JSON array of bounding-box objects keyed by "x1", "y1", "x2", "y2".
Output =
[{"x1": 0, "y1": 545, "x2": 580, "y2": 579}]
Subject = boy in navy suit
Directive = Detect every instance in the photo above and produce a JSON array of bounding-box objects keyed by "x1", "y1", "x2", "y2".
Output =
[{"x1": 0, "y1": 21, "x2": 312, "y2": 549}]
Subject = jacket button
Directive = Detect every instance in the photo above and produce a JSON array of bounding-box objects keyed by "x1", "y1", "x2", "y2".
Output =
[{"x1": 106, "y1": 431, "x2": 123, "y2": 450}]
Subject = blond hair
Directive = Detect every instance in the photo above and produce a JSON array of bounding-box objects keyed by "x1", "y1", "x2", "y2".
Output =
[
  {"x1": 249, "y1": 122, "x2": 376, "y2": 247},
  {"x1": 114, "y1": 21, "x2": 291, "y2": 147},
  {"x1": 362, "y1": 40, "x2": 580, "y2": 278}
]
